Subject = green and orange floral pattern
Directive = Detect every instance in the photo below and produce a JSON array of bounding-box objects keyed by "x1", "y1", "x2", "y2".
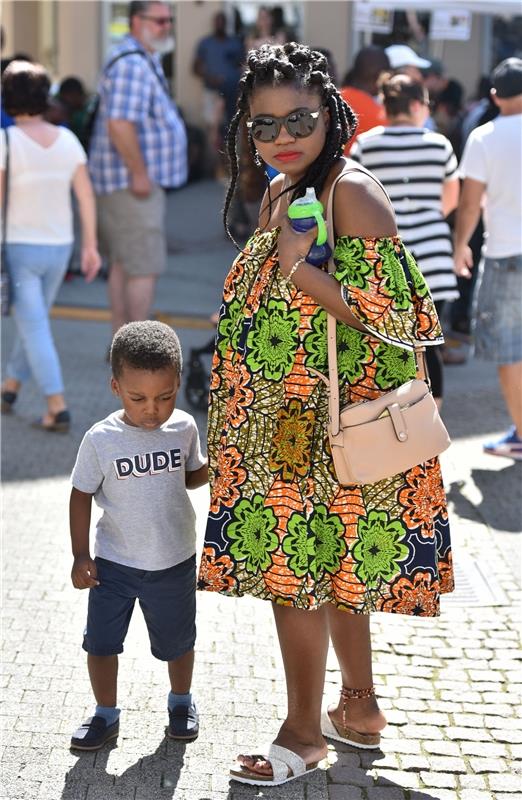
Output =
[{"x1": 199, "y1": 229, "x2": 453, "y2": 615}]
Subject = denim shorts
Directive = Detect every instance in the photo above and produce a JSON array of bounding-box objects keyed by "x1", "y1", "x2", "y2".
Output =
[
  {"x1": 83, "y1": 555, "x2": 196, "y2": 661},
  {"x1": 473, "y1": 254, "x2": 522, "y2": 365}
]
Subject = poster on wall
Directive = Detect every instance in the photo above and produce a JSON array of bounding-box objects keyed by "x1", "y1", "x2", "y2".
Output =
[
  {"x1": 430, "y1": 9, "x2": 472, "y2": 41},
  {"x1": 354, "y1": 4, "x2": 394, "y2": 34}
]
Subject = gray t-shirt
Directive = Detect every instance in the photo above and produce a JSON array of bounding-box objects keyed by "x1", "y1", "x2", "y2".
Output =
[{"x1": 71, "y1": 409, "x2": 206, "y2": 570}]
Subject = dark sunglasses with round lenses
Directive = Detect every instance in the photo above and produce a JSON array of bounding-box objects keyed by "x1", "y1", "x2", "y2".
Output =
[{"x1": 246, "y1": 107, "x2": 323, "y2": 143}]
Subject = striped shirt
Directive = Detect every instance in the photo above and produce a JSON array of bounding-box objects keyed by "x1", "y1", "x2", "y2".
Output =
[
  {"x1": 351, "y1": 126, "x2": 459, "y2": 301},
  {"x1": 89, "y1": 36, "x2": 187, "y2": 195}
]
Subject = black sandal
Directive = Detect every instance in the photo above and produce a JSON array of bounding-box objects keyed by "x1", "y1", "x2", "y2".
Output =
[
  {"x1": 1, "y1": 391, "x2": 17, "y2": 414},
  {"x1": 31, "y1": 409, "x2": 71, "y2": 433}
]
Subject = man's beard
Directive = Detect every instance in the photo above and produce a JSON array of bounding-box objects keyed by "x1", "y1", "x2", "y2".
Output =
[{"x1": 143, "y1": 29, "x2": 175, "y2": 54}]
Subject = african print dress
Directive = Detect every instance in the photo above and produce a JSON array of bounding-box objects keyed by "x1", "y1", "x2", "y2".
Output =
[{"x1": 198, "y1": 229, "x2": 454, "y2": 616}]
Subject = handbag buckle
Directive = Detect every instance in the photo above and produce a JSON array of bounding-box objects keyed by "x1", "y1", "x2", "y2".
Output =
[{"x1": 388, "y1": 403, "x2": 408, "y2": 442}]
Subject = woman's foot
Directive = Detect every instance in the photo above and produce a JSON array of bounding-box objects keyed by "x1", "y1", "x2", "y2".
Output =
[
  {"x1": 32, "y1": 409, "x2": 71, "y2": 433},
  {"x1": 328, "y1": 688, "x2": 387, "y2": 737},
  {"x1": 1, "y1": 390, "x2": 17, "y2": 414},
  {"x1": 237, "y1": 724, "x2": 328, "y2": 778},
  {"x1": 1, "y1": 380, "x2": 20, "y2": 414}
]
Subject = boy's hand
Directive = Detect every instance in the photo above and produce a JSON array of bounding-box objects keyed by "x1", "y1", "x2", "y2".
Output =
[{"x1": 71, "y1": 555, "x2": 99, "y2": 589}]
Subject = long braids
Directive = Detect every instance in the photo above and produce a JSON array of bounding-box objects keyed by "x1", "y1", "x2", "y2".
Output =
[{"x1": 223, "y1": 41, "x2": 358, "y2": 245}]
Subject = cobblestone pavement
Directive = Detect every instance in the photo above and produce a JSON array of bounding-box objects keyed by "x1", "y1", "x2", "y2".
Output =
[{"x1": 2, "y1": 181, "x2": 521, "y2": 800}]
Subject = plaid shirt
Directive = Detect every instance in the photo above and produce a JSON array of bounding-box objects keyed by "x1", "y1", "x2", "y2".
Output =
[{"x1": 89, "y1": 36, "x2": 187, "y2": 195}]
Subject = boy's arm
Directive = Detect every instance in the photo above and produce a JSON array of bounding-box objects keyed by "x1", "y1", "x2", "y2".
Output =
[
  {"x1": 185, "y1": 461, "x2": 209, "y2": 490},
  {"x1": 70, "y1": 487, "x2": 100, "y2": 589}
]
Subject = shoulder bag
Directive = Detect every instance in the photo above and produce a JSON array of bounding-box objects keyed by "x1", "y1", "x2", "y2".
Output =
[
  {"x1": 324, "y1": 167, "x2": 451, "y2": 486},
  {"x1": 1, "y1": 128, "x2": 11, "y2": 317}
]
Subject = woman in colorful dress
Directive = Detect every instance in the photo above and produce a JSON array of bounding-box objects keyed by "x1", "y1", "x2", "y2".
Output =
[{"x1": 198, "y1": 42, "x2": 454, "y2": 787}]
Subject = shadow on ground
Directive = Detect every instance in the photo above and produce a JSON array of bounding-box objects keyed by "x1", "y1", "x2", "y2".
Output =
[
  {"x1": 447, "y1": 463, "x2": 522, "y2": 533},
  {"x1": 63, "y1": 739, "x2": 186, "y2": 800}
]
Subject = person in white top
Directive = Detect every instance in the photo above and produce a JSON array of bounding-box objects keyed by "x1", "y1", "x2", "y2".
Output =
[
  {"x1": 454, "y1": 57, "x2": 522, "y2": 460},
  {"x1": 0, "y1": 61, "x2": 101, "y2": 431}
]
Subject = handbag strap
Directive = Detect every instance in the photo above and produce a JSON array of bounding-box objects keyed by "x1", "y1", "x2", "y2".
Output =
[
  {"x1": 324, "y1": 165, "x2": 427, "y2": 436},
  {"x1": 1, "y1": 128, "x2": 9, "y2": 260}
]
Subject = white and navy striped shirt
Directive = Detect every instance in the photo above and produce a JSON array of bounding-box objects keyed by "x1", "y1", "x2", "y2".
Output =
[{"x1": 351, "y1": 126, "x2": 459, "y2": 301}]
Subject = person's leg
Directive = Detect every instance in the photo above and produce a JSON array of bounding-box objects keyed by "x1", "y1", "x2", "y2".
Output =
[
  {"x1": 124, "y1": 274, "x2": 157, "y2": 322},
  {"x1": 39, "y1": 244, "x2": 73, "y2": 420},
  {"x1": 168, "y1": 650, "x2": 194, "y2": 694},
  {"x1": 111, "y1": 186, "x2": 164, "y2": 326},
  {"x1": 237, "y1": 604, "x2": 329, "y2": 777},
  {"x1": 82, "y1": 560, "x2": 136, "y2": 713},
  {"x1": 325, "y1": 608, "x2": 387, "y2": 735},
  {"x1": 5, "y1": 244, "x2": 70, "y2": 419},
  {"x1": 107, "y1": 260, "x2": 128, "y2": 334},
  {"x1": 87, "y1": 654, "x2": 118, "y2": 706},
  {"x1": 497, "y1": 361, "x2": 522, "y2": 434}
]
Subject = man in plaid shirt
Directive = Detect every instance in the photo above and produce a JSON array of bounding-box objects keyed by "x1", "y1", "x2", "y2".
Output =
[{"x1": 89, "y1": 1, "x2": 187, "y2": 335}]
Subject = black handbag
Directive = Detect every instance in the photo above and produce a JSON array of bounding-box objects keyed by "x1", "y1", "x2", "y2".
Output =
[{"x1": 1, "y1": 127, "x2": 11, "y2": 316}]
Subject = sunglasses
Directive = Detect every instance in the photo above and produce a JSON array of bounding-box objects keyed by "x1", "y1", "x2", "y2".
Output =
[
  {"x1": 139, "y1": 14, "x2": 173, "y2": 25},
  {"x1": 246, "y1": 107, "x2": 323, "y2": 143}
]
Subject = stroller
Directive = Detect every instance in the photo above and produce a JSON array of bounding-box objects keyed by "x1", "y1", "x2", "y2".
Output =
[{"x1": 184, "y1": 337, "x2": 215, "y2": 412}]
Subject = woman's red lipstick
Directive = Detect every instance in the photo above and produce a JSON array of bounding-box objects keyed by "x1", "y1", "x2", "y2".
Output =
[{"x1": 275, "y1": 151, "x2": 301, "y2": 162}]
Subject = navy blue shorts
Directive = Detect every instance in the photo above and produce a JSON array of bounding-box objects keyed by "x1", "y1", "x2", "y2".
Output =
[{"x1": 83, "y1": 555, "x2": 196, "y2": 661}]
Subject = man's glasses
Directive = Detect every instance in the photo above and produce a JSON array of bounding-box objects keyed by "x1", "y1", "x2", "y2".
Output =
[
  {"x1": 246, "y1": 107, "x2": 323, "y2": 143},
  {"x1": 139, "y1": 14, "x2": 173, "y2": 25}
]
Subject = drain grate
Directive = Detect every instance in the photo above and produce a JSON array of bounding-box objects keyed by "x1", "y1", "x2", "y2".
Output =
[{"x1": 441, "y1": 552, "x2": 508, "y2": 607}]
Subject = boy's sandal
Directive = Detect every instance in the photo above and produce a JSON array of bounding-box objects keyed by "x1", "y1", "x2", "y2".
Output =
[
  {"x1": 1, "y1": 391, "x2": 17, "y2": 414},
  {"x1": 321, "y1": 686, "x2": 382, "y2": 750},
  {"x1": 31, "y1": 409, "x2": 71, "y2": 433},
  {"x1": 230, "y1": 743, "x2": 321, "y2": 786}
]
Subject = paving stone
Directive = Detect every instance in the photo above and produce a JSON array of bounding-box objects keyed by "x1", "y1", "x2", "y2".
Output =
[
  {"x1": 420, "y1": 770, "x2": 457, "y2": 788},
  {"x1": 488, "y1": 775, "x2": 522, "y2": 792},
  {"x1": 366, "y1": 788, "x2": 407, "y2": 800},
  {"x1": 459, "y1": 775, "x2": 488, "y2": 790},
  {"x1": 446, "y1": 727, "x2": 496, "y2": 742},
  {"x1": 373, "y1": 770, "x2": 422, "y2": 789},
  {"x1": 398, "y1": 755, "x2": 430, "y2": 772},
  {"x1": 422, "y1": 741, "x2": 461, "y2": 757},
  {"x1": 462, "y1": 742, "x2": 510, "y2": 757},
  {"x1": 492, "y1": 730, "x2": 522, "y2": 744},
  {"x1": 328, "y1": 787, "x2": 363, "y2": 800},
  {"x1": 470, "y1": 757, "x2": 508, "y2": 774},
  {"x1": 327, "y1": 766, "x2": 373, "y2": 786}
]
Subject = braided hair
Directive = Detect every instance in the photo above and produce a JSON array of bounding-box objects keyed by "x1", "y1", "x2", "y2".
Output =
[{"x1": 223, "y1": 41, "x2": 358, "y2": 245}]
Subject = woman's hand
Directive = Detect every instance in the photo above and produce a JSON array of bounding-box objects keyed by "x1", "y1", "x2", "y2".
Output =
[
  {"x1": 277, "y1": 217, "x2": 318, "y2": 278},
  {"x1": 81, "y1": 245, "x2": 102, "y2": 283}
]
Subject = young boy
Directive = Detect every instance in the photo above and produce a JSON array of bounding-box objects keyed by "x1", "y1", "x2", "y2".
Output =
[{"x1": 69, "y1": 321, "x2": 208, "y2": 751}]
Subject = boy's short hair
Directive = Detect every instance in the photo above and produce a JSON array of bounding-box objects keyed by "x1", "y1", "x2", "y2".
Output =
[
  {"x1": 2, "y1": 60, "x2": 50, "y2": 117},
  {"x1": 111, "y1": 321, "x2": 182, "y2": 379}
]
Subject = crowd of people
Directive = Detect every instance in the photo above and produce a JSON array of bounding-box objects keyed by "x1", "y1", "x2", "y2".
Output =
[{"x1": 1, "y1": 0, "x2": 521, "y2": 786}]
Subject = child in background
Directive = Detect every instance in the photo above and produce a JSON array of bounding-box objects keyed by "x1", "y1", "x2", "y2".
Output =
[{"x1": 69, "y1": 321, "x2": 208, "y2": 750}]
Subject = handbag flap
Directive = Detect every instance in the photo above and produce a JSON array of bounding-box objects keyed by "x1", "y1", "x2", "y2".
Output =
[{"x1": 339, "y1": 379, "x2": 428, "y2": 427}]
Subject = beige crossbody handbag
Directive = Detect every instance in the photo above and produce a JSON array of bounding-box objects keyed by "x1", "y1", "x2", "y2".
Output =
[{"x1": 324, "y1": 167, "x2": 451, "y2": 486}]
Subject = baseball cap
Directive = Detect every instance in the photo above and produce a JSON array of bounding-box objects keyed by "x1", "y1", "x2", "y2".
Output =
[
  {"x1": 492, "y1": 57, "x2": 522, "y2": 98},
  {"x1": 385, "y1": 45, "x2": 431, "y2": 70}
]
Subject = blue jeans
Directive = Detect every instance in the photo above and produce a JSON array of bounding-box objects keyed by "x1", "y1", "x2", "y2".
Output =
[{"x1": 4, "y1": 243, "x2": 73, "y2": 395}]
